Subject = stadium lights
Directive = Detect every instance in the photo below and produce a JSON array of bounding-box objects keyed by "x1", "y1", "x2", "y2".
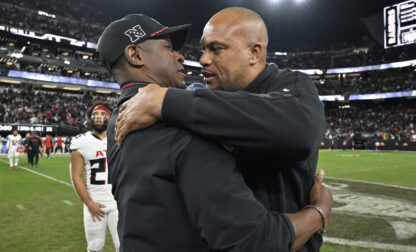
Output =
[
  {"x1": 275, "y1": 52, "x2": 288, "y2": 56},
  {"x1": 349, "y1": 90, "x2": 416, "y2": 100},
  {"x1": 338, "y1": 105, "x2": 350, "y2": 109},
  {"x1": 7, "y1": 70, "x2": 120, "y2": 90},
  {"x1": 96, "y1": 90, "x2": 112, "y2": 94},
  {"x1": 0, "y1": 79, "x2": 21, "y2": 84},
  {"x1": 38, "y1": 11, "x2": 56, "y2": 19},
  {"x1": 63, "y1": 87, "x2": 81, "y2": 91},
  {"x1": 42, "y1": 84, "x2": 57, "y2": 89},
  {"x1": 319, "y1": 95, "x2": 345, "y2": 101},
  {"x1": 187, "y1": 71, "x2": 193, "y2": 75},
  {"x1": 10, "y1": 53, "x2": 23, "y2": 59},
  {"x1": 64, "y1": 60, "x2": 70, "y2": 65}
]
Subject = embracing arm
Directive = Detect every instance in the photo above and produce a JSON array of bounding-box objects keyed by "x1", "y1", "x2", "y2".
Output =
[
  {"x1": 115, "y1": 72, "x2": 325, "y2": 160},
  {"x1": 164, "y1": 84, "x2": 324, "y2": 159},
  {"x1": 173, "y1": 134, "x2": 332, "y2": 251}
]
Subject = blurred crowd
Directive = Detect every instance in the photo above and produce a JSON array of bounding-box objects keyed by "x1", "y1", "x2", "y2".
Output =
[
  {"x1": 325, "y1": 100, "x2": 415, "y2": 142},
  {"x1": 0, "y1": 84, "x2": 117, "y2": 131},
  {"x1": 0, "y1": 83, "x2": 414, "y2": 143},
  {"x1": 1, "y1": 0, "x2": 416, "y2": 71},
  {"x1": 0, "y1": 0, "x2": 108, "y2": 42},
  {"x1": 1, "y1": 35, "x2": 415, "y2": 93},
  {"x1": 0, "y1": 35, "x2": 113, "y2": 82},
  {"x1": 316, "y1": 67, "x2": 416, "y2": 95},
  {"x1": 0, "y1": 0, "x2": 415, "y2": 144}
]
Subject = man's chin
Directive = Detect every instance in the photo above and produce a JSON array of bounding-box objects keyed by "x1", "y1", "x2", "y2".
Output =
[
  {"x1": 92, "y1": 124, "x2": 107, "y2": 132},
  {"x1": 175, "y1": 80, "x2": 186, "y2": 89},
  {"x1": 206, "y1": 81, "x2": 220, "y2": 90}
]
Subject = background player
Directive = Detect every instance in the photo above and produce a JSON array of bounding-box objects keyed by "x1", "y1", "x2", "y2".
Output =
[
  {"x1": 70, "y1": 101, "x2": 119, "y2": 252},
  {"x1": 55, "y1": 136, "x2": 63, "y2": 154},
  {"x1": 23, "y1": 132, "x2": 32, "y2": 164},
  {"x1": 7, "y1": 129, "x2": 22, "y2": 169},
  {"x1": 64, "y1": 136, "x2": 71, "y2": 153},
  {"x1": 28, "y1": 132, "x2": 42, "y2": 168},
  {"x1": 44, "y1": 134, "x2": 53, "y2": 159}
]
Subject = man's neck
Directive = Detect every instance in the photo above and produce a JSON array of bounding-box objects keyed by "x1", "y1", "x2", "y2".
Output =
[
  {"x1": 92, "y1": 130, "x2": 107, "y2": 140},
  {"x1": 239, "y1": 63, "x2": 267, "y2": 90}
]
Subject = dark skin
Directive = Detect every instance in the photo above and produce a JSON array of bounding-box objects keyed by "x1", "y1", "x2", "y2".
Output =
[
  {"x1": 112, "y1": 37, "x2": 186, "y2": 88},
  {"x1": 113, "y1": 28, "x2": 332, "y2": 251},
  {"x1": 114, "y1": 8, "x2": 269, "y2": 142},
  {"x1": 110, "y1": 38, "x2": 186, "y2": 126}
]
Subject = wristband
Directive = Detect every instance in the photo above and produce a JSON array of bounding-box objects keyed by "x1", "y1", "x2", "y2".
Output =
[{"x1": 304, "y1": 205, "x2": 327, "y2": 234}]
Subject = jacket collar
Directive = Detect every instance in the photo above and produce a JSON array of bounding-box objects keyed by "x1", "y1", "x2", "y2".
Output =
[
  {"x1": 117, "y1": 81, "x2": 150, "y2": 106},
  {"x1": 244, "y1": 63, "x2": 278, "y2": 93}
]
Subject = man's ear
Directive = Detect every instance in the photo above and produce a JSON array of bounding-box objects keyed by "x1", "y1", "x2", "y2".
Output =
[
  {"x1": 124, "y1": 44, "x2": 144, "y2": 67},
  {"x1": 249, "y1": 42, "x2": 262, "y2": 62}
]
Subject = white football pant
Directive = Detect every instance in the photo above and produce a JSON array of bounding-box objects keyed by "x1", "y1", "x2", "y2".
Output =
[
  {"x1": 83, "y1": 199, "x2": 119, "y2": 252},
  {"x1": 8, "y1": 148, "x2": 19, "y2": 167}
]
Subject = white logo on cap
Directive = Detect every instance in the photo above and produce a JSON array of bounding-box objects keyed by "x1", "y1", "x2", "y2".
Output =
[{"x1": 124, "y1": 25, "x2": 146, "y2": 43}]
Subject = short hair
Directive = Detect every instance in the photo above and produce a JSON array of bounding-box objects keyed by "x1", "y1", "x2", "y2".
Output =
[{"x1": 87, "y1": 100, "x2": 114, "y2": 118}]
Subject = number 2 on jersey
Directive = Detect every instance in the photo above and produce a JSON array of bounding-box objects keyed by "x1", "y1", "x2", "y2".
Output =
[{"x1": 89, "y1": 158, "x2": 111, "y2": 185}]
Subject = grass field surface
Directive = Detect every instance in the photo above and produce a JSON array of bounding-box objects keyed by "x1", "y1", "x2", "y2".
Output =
[{"x1": 0, "y1": 150, "x2": 415, "y2": 251}]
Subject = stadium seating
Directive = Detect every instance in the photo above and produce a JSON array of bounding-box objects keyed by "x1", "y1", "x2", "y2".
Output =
[{"x1": 0, "y1": 0, "x2": 415, "y2": 150}]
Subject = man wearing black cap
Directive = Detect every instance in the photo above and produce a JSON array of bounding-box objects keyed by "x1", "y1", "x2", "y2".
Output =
[{"x1": 100, "y1": 14, "x2": 332, "y2": 252}]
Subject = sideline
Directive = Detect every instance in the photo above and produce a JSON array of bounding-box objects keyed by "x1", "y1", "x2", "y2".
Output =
[
  {"x1": 324, "y1": 236, "x2": 416, "y2": 252},
  {"x1": 320, "y1": 149, "x2": 416, "y2": 154},
  {"x1": 326, "y1": 176, "x2": 416, "y2": 191}
]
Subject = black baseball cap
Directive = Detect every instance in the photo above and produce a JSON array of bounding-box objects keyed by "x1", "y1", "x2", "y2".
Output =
[{"x1": 97, "y1": 14, "x2": 191, "y2": 72}]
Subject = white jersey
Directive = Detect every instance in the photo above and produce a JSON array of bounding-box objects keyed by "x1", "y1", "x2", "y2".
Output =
[
  {"x1": 70, "y1": 131, "x2": 113, "y2": 199},
  {"x1": 7, "y1": 134, "x2": 22, "y2": 150}
]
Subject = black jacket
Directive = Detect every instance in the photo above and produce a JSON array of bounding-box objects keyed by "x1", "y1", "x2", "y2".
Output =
[
  {"x1": 107, "y1": 82, "x2": 296, "y2": 252},
  {"x1": 162, "y1": 64, "x2": 326, "y2": 251},
  {"x1": 28, "y1": 136, "x2": 42, "y2": 152}
]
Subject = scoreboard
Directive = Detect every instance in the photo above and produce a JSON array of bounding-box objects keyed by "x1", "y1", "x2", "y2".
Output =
[
  {"x1": 384, "y1": 0, "x2": 416, "y2": 48},
  {"x1": 0, "y1": 123, "x2": 56, "y2": 133}
]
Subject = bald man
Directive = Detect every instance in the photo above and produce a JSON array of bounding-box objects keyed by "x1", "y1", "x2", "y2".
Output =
[{"x1": 115, "y1": 7, "x2": 328, "y2": 251}]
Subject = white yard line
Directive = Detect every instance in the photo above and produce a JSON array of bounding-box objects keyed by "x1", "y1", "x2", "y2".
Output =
[
  {"x1": 0, "y1": 159, "x2": 72, "y2": 187},
  {"x1": 320, "y1": 149, "x2": 416, "y2": 154},
  {"x1": 16, "y1": 204, "x2": 26, "y2": 210},
  {"x1": 62, "y1": 200, "x2": 74, "y2": 205},
  {"x1": 326, "y1": 176, "x2": 416, "y2": 191},
  {"x1": 324, "y1": 236, "x2": 416, "y2": 252}
]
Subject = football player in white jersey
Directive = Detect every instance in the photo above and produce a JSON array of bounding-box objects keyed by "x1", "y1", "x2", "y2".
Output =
[
  {"x1": 70, "y1": 101, "x2": 119, "y2": 252},
  {"x1": 7, "y1": 129, "x2": 22, "y2": 169}
]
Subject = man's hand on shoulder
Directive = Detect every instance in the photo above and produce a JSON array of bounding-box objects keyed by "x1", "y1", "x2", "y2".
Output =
[{"x1": 115, "y1": 84, "x2": 168, "y2": 145}]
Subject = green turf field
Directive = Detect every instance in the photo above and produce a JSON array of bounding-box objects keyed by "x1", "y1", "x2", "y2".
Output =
[{"x1": 0, "y1": 150, "x2": 415, "y2": 251}]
